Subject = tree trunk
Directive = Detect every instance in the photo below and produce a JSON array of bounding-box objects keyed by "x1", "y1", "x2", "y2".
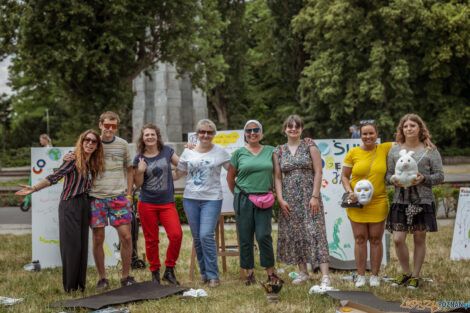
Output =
[{"x1": 212, "y1": 86, "x2": 228, "y2": 130}]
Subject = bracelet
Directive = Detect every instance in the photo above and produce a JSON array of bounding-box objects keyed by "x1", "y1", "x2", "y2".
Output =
[
  {"x1": 33, "y1": 186, "x2": 38, "y2": 192},
  {"x1": 311, "y1": 195, "x2": 320, "y2": 199}
]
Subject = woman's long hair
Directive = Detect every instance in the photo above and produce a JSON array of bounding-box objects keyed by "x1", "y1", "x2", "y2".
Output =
[
  {"x1": 74, "y1": 129, "x2": 104, "y2": 182},
  {"x1": 136, "y1": 124, "x2": 164, "y2": 155},
  {"x1": 395, "y1": 113, "x2": 436, "y2": 149}
]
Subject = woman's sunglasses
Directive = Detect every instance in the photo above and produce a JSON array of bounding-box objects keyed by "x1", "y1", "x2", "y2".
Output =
[
  {"x1": 198, "y1": 130, "x2": 215, "y2": 135},
  {"x1": 245, "y1": 128, "x2": 260, "y2": 134},
  {"x1": 360, "y1": 120, "x2": 375, "y2": 125},
  {"x1": 286, "y1": 123, "x2": 301, "y2": 129},
  {"x1": 83, "y1": 137, "x2": 98, "y2": 144}
]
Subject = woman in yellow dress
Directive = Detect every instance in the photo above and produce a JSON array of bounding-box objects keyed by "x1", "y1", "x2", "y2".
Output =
[{"x1": 341, "y1": 120, "x2": 392, "y2": 287}]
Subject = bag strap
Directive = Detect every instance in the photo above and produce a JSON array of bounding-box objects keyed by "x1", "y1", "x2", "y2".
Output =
[{"x1": 365, "y1": 145, "x2": 377, "y2": 179}]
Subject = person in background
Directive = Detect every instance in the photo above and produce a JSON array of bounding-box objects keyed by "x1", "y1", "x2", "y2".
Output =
[
  {"x1": 386, "y1": 113, "x2": 444, "y2": 289},
  {"x1": 273, "y1": 115, "x2": 331, "y2": 287},
  {"x1": 350, "y1": 125, "x2": 360, "y2": 139},
  {"x1": 341, "y1": 120, "x2": 393, "y2": 287},
  {"x1": 39, "y1": 134, "x2": 53, "y2": 147},
  {"x1": 133, "y1": 123, "x2": 182, "y2": 285},
  {"x1": 174, "y1": 119, "x2": 231, "y2": 288},
  {"x1": 17, "y1": 129, "x2": 104, "y2": 292},
  {"x1": 226, "y1": 120, "x2": 281, "y2": 285}
]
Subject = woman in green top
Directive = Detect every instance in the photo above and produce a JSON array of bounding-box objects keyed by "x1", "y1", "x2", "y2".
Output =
[{"x1": 227, "y1": 120, "x2": 280, "y2": 285}]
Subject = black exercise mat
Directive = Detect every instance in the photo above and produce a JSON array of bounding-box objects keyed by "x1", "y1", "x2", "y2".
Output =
[
  {"x1": 326, "y1": 291, "x2": 434, "y2": 313},
  {"x1": 52, "y1": 282, "x2": 188, "y2": 310}
]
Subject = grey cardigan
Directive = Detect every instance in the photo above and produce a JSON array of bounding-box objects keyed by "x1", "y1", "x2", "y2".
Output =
[{"x1": 386, "y1": 144, "x2": 444, "y2": 205}]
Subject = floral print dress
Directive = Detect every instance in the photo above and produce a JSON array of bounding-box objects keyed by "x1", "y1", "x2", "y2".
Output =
[{"x1": 274, "y1": 141, "x2": 329, "y2": 266}]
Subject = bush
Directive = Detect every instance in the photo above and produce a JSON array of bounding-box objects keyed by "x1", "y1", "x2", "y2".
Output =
[
  {"x1": 0, "y1": 193, "x2": 21, "y2": 207},
  {"x1": 0, "y1": 147, "x2": 31, "y2": 167}
]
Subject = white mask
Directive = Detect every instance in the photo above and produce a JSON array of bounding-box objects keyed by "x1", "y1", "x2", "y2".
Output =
[{"x1": 354, "y1": 179, "x2": 374, "y2": 205}]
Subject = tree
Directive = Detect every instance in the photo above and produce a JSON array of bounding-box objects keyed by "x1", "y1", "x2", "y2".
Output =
[
  {"x1": 0, "y1": 93, "x2": 11, "y2": 151},
  {"x1": 2, "y1": 0, "x2": 226, "y2": 143},
  {"x1": 292, "y1": 0, "x2": 470, "y2": 144}
]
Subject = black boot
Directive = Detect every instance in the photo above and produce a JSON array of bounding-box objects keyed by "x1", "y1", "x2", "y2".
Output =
[
  {"x1": 152, "y1": 269, "x2": 160, "y2": 284},
  {"x1": 162, "y1": 267, "x2": 180, "y2": 285}
]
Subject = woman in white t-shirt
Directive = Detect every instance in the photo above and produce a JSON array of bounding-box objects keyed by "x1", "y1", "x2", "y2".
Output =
[{"x1": 174, "y1": 119, "x2": 231, "y2": 288}]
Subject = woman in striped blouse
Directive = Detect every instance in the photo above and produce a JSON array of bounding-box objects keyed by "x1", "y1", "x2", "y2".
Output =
[{"x1": 16, "y1": 129, "x2": 104, "y2": 292}]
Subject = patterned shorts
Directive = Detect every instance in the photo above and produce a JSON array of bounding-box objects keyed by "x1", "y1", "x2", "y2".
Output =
[{"x1": 90, "y1": 195, "x2": 132, "y2": 228}]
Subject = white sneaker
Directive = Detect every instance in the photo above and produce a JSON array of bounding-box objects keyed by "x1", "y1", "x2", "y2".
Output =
[
  {"x1": 292, "y1": 272, "x2": 309, "y2": 284},
  {"x1": 355, "y1": 275, "x2": 366, "y2": 287},
  {"x1": 320, "y1": 275, "x2": 331, "y2": 288},
  {"x1": 369, "y1": 275, "x2": 380, "y2": 287}
]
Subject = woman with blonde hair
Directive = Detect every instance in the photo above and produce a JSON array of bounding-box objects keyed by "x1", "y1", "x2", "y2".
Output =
[
  {"x1": 17, "y1": 129, "x2": 104, "y2": 292},
  {"x1": 39, "y1": 134, "x2": 53, "y2": 147},
  {"x1": 386, "y1": 114, "x2": 444, "y2": 289},
  {"x1": 174, "y1": 119, "x2": 231, "y2": 287}
]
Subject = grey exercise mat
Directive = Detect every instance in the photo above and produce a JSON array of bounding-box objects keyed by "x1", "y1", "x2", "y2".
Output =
[
  {"x1": 52, "y1": 282, "x2": 188, "y2": 310},
  {"x1": 326, "y1": 291, "x2": 434, "y2": 313}
]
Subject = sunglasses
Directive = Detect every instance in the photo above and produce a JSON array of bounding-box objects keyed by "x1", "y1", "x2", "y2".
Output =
[
  {"x1": 286, "y1": 123, "x2": 301, "y2": 129},
  {"x1": 83, "y1": 137, "x2": 98, "y2": 144},
  {"x1": 198, "y1": 130, "x2": 215, "y2": 135},
  {"x1": 245, "y1": 128, "x2": 260, "y2": 134},
  {"x1": 103, "y1": 123, "x2": 118, "y2": 130},
  {"x1": 360, "y1": 120, "x2": 375, "y2": 125}
]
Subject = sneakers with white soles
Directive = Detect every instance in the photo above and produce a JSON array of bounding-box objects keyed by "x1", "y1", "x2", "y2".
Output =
[
  {"x1": 369, "y1": 275, "x2": 380, "y2": 287},
  {"x1": 320, "y1": 275, "x2": 331, "y2": 288},
  {"x1": 292, "y1": 272, "x2": 309, "y2": 284},
  {"x1": 355, "y1": 275, "x2": 366, "y2": 287}
]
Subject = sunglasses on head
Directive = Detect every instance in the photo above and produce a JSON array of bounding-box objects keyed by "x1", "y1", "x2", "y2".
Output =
[
  {"x1": 198, "y1": 130, "x2": 215, "y2": 135},
  {"x1": 360, "y1": 120, "x2": 375, "y2": 125},
  {"x1": 83, "y1": 137, "x2": 98, "y2": 144},
  {"x1": 103, "y1": 123, "x2": 118, "y2": 130},
  {"x1": 245, "y1": 128, "x2": 260, "y2": 134},
  {"x1": 286, "y1": 123, "x2": 301, "y2": 129}
]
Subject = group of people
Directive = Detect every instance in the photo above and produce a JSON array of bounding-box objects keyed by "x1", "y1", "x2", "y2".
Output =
[
  {"x1": 17, "y1": 110, "x2": 443, "y2": 293},
  {"x1": 341, "y1": 114, "x2": 443, "y2": 289}
]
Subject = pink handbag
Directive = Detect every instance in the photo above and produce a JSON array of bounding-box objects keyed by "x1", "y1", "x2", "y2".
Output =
[{"x1": 248, "y1": 190, "x2": 275, "y2": 209}]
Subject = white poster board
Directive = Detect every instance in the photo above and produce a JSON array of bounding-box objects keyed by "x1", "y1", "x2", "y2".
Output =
[
  {"x1": 450, "y1": 188, "x2": 470, "y2": 260},
  {"x1": 188, "y1": 130, "x2": 245, "y2": 213},
  {"x1": 31, "y1": 147, "x2": 120, "y2": 268},
  {"x1": 315, "y1": 139, "x2": 387, "y2": 264}
]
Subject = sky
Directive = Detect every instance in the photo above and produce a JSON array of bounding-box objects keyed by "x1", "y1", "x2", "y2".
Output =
[{"x1": 0, "y1": 57, "x2": 12, "y2": 95}]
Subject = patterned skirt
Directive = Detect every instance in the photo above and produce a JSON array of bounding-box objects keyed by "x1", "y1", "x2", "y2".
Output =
[{"x1": 386, "y1": 202, "x2": 438, "y2": 233}]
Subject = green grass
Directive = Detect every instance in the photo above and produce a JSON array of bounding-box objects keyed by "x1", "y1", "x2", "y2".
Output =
[
  {"x1": 0, "y1": 178, "x2": 28, "y2": 187},
  {"x1": 0, "y1": 226, "x2": 469, "y2": 312}
]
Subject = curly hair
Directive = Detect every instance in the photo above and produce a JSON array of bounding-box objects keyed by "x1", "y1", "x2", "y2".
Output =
[
  {"x1": 74, "y1": 129, "x2": 104, "y2": 182},
  {"x1": 395, "y1": 113, "x2": 435, "y2": 149},
  {"x1": 136, "y1": 124, "x2": 164, "y2": 155}
]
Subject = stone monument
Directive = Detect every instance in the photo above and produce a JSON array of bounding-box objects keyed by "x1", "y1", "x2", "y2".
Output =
[{"x1": 132, "y1": 63, "x2": 208, "y2": 155}]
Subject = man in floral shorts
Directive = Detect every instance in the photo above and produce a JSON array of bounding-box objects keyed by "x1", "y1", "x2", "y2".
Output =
[{"x1": 90, "y1": 111, "x2": 135, "y2": 290}]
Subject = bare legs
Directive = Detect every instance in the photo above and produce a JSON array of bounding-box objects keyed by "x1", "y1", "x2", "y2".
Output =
[
  {"x1": 393, "y1": 230, "x2": 427, "y2": 277},
  {"x1": 350, "y1": 220, "x2": 385, "y2": 276}
]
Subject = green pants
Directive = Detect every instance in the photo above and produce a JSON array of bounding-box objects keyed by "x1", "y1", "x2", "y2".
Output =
[{"x1": 234, "y1": 193, "x2": 274, "y2": 269}]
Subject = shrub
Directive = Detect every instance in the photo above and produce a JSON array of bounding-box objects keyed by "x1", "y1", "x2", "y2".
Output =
[{"x1": 0, "y1": 147, "x2": 31, "y2": 167}]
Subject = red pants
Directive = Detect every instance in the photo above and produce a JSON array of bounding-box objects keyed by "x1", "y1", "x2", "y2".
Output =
[{"x1": 137, "y1": 201, "x2": 183, "y2": 272}]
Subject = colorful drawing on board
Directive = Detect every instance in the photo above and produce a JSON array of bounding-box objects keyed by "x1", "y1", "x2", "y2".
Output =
[
  {"x1": 213, "y1": 132, "x2": 240, "y2": 146},
  {"x1": 40, "y1": 236, "x2": 60, "y2": 247},
  {"x1": 317, "y1": 142, "x2": 330, "y2": 156},
  {"x1": 328, "y1": 218, "x2": 348, "y2": 260},
  {"x1": 48, "y1": 148, "x2": 62, "y2": 161},
  {"x1": 325, "y1": 157, "x2": 334, "y2": 170}
]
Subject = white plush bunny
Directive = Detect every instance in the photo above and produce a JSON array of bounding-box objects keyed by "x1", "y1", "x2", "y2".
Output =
[{"x1": 391, "y1": 149, "x2": 418, "y2": 188}]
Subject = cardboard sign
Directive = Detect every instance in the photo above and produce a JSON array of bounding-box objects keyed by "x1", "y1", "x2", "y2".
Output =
[
  {"x1": 31, "y1": 147, "x2": 120, "y2": 268},
  {"x1": 450, "y1": 187, "x2": 470, "y2": 260}
]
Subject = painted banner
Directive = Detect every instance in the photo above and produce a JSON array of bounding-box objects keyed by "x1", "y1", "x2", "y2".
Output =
[
  {"x1": 188, "y1": 130, "x2": 245, "y2": 213},
  {"x1": 450, "y1": 188, "x2": 470, "y2": 260},
  {"x1": 315, "y1": 139, "x2": 388, "y2": 264},
  {"x1": 31, "y1": 147, "x2": 120, "y2": 268}
]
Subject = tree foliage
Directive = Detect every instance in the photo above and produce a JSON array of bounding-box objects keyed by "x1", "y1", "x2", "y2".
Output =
[
  {"x1": 292, "y1": 0, "x2": 470, "y2": 145},
  {"x1": 2, "y1": 0, "x2": 226, "y2": 145}
]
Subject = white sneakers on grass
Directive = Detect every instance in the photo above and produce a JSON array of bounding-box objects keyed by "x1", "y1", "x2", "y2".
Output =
[
  {"x1": 320, "y1": 275, "x2": 331, "y2": 288},
  {"x1": 369, "y1": 275, "x2": 380, "y2": 287},
  {"x1": 292, "y1": 272, "x2": 309, "y2": 284},
  {"x1": 355, "y1": 275, "x2": 366, "y2": 287}
]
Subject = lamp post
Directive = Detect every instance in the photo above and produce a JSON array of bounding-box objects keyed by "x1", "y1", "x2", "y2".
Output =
[{"x1": 46, "y1": 108, "x2": 50, "y2": 136}]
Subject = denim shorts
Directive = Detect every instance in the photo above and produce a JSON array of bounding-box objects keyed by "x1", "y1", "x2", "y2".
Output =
[{"x1": 90, "y1": 195, "x2": 132, "y2": 228}]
